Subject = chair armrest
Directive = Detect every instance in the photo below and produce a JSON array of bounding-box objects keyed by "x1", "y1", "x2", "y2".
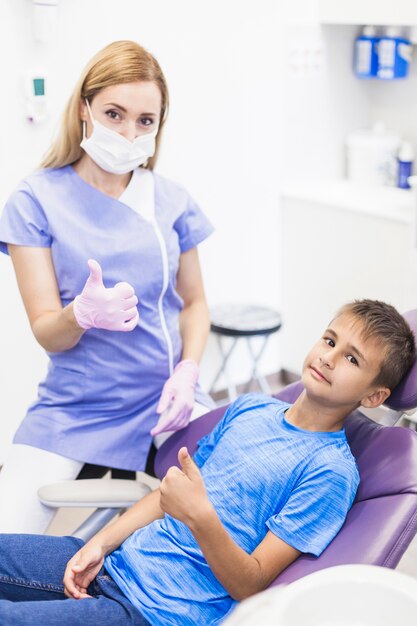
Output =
[{"x1": 38, "y1": 479, "x2": 152, "y2": 508}]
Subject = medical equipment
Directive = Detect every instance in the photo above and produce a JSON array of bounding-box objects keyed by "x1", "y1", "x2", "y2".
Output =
[
  {"x1": 223, "y1": 564, "x2": 417, "y2": 625},
  {"x1": 397, "y1": 141, "x2": 414, "y2": 189},
  {"x1": 24, "y1": 71, "x2": 48, "y2": 124},
  {"x1": 377, "y1": 26, "x2": 412, "y2": 80},
  {"x1": 346, "y1": 122, "x2": 401, "y2": 186},
  {"x1": 81, "y1": 100, "x2": 158, "y2": 175},
  {"x1": 353, "y1": 26, "x2": 379, "y2": 79}
]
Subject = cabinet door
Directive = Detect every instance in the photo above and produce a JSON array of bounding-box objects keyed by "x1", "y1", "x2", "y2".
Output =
[
  {"x1": 319, "y1": 0, "x2": 417, "y2": 26},
  {"x1": 280, "y1": 196, "x2": 417, "y2": 374}
]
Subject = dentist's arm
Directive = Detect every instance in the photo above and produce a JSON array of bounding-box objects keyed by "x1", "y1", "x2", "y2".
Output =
[
  {"x1": 9, "y1": 245, "x2": 84, "y2": 352},
  {"x1": 152, "y1": 248, "x2": 210, "y2": 436},
  {"x1": 160, "y1": 448, "x2": 301, "y2": 601},
  {"x1": 8, "y1": 246, "x2": 139, "y2": 352},
  {"x1": 176, "y1": 247, "x2": 210, "y2": 364}
]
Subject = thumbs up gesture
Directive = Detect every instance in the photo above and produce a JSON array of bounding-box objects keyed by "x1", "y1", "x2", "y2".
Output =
[
  {"x1": 159, "y1": 447, "x2": 211, "y2": 526},
  {"x1": 73, "y1": 259, "x2": 139, "y2": 331}
]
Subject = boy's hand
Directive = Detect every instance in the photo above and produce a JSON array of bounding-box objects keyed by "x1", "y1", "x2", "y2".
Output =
[
  {"x1": 160, "y1": 447, "x2": 213, "y2": 526},
  {"x1": 63, "y1": 542, "x2": 105, "y2": 599}
]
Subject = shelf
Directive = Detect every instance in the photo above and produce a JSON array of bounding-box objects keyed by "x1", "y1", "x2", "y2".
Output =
[
  {"x1": 281, "y1": 179, "x2": 415, "y2": 224},
  {"x1": 319, "y1": 0, "x2": 417, "y2": 27}
]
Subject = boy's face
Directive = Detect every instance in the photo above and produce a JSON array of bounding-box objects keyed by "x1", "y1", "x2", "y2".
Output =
[{"x1": 301, "y1": 313, "x2": 390, "y2": 411}]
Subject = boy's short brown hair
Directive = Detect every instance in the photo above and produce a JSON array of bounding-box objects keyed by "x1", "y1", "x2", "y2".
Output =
[{"x1": 336, "y1": 299, "x2": 416, "y2": 390}]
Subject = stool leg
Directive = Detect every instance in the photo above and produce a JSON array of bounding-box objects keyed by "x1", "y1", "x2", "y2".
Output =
[
  {"x1": 209, "y1": 336, "x2": 239, "y2": 402},
  {"x1": 244, "y1": 336, "x2": 272, "y2": 395}
]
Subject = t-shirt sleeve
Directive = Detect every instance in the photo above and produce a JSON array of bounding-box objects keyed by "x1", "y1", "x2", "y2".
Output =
[
  {"x1": 266, "y1": 462, "x2": 358, "y2": 557},
  {"x1": 173, "y1": 194, "x2": 214, "y2": 253},
  {"x1": 0, "y1": 182, "x2": 51, "y2": 255}
]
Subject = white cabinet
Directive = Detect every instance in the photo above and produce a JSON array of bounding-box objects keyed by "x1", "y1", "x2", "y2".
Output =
[
  {"x1": 280, "y1": 181, "x2": 417, "y2": 374},
  {"x1": 319, "y1": 0, "x2": 417, "y2": 26}
]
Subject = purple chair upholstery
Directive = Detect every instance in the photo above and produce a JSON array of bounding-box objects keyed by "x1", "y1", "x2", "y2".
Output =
[{"x1": 154, "y1": 312, "x2": 417, "y2": 587}]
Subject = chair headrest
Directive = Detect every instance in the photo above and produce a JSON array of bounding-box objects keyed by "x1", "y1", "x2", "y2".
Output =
[
  {"x1": 385, "y1": 309, "x2": 417, "y2": 411},
  {"x1": 345, "y1": 409, "x2": 417, "y2": 501}
]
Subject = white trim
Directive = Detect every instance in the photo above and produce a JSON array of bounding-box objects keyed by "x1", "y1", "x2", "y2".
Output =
[
  {"x1": 119, "y1": 170, "x2": 174, "y2": 374},
  {"x1": 118, "y1": 168, "x2": 155, "y2": 222},
  {"x1": 152, "y1": 216, "x2": 174, "y2": 376}
]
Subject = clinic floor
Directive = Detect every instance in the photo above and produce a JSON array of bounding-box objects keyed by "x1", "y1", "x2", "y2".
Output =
[{"x1": 48, "y1": 371, "x2": 417, "y2": 579}]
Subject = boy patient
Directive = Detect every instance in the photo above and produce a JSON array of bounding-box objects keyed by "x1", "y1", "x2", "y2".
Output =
[{"x1": 0, "y1": 299, "x2": 414, "y2": 626}]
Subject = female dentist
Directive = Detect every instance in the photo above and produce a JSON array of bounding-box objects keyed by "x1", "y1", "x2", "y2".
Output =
[{"x1": 0, "y1": 40, "x2": 214, "y2": 533}]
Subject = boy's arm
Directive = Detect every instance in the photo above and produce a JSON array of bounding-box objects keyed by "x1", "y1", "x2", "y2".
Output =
[
  {"x1": 160, "y1": 448, "x2": 301, "y2": 601},
  {"x1": 89, "y1": 487, "x2": 164, "y2": 551},
  {"x1": 191, "y1": 519, "x2": 300, "y2": 601},
  {"x1": 64, "y1": 488, "x2": 164, "y2": 599}
]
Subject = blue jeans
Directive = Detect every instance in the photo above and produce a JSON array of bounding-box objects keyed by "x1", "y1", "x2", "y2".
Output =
[{"x1": 0, "y1": 534, "x2": 150, "y2": 626}]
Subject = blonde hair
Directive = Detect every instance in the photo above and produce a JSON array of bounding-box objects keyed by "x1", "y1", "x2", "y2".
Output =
[{"x1": 40, "y1": 40, "x2": 169, "y2": 170}]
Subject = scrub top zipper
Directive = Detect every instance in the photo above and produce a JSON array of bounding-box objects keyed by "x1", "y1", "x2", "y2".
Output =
[
  {"x1": 118, "y1": 169, "x2": 175, "y2": 376},
  {"x1": 151, "y1": 216, "x2": 174, "y2": 376}
]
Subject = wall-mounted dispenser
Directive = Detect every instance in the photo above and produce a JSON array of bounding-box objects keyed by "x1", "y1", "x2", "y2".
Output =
[{"x1": 25, "y1": 72, "x2": 48, "y2": 123}]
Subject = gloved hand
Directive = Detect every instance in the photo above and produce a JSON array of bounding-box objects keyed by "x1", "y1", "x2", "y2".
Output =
[
  {"x1": 151, "y1": 359, "x2": 200, "y2": 436},
  {"x1": 73, "y1": 259, "x2": 139, "y2": 331}
]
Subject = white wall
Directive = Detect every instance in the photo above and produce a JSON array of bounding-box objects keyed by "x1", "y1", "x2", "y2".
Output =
[
  {"x1": 278, "y1": 17, "x2": 417, "y2": 376},
  {"x1": 3, "y1": 1, "x2": 415, "y2": 456},
  {"x1": 370, "y1": 46, "x2": 417, "y2": 149},
  {"x1": 281, "y1": 24, "x2": 371, "y2": 185},
  {"x1": 0, "y1": 0, "x2": 288, "y2": 456}
]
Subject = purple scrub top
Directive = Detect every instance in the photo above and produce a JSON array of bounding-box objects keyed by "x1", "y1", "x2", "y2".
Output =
[{"x1": 0, "y1": 166, "x2": 214, "y2": 470}]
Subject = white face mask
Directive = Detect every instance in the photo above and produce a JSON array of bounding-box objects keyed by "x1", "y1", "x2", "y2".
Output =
[{"x1": 80, "y1": 100, "x2": 158, "y2": 175}]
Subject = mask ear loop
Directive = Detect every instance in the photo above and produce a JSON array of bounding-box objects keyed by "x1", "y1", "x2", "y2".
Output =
[
  {"x1": 84, "y1": 98, "x2": 93, "y2": 118},
  {"x1": 82, "y1": 98, "x2": 94, "y2": 140}
]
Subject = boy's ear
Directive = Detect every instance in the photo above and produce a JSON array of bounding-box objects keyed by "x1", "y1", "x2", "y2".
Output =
[{"x1": 361, "y1": 387, "x2": 391, "y2": 409}]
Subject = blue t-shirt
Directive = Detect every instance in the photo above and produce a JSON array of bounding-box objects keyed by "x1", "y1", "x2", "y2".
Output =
[{"x1": 105, "y1": 393, "x2": 359, "y2": 625}]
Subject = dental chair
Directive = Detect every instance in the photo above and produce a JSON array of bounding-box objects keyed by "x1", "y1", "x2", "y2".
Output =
[
  {"x1": 39, "y1": 309, "x2": 417, "y2": 586},
  {"x1": 224, "y1": 564, "x2": 417, "y2": 626}
]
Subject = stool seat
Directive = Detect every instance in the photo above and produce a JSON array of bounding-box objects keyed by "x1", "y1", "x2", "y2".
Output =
[
  {"x1": 210, "y1": 304, "x2": 282, "y2": 337},
  {"x1": 209, "y1": 304, "x2": 282, "y2": 402}
]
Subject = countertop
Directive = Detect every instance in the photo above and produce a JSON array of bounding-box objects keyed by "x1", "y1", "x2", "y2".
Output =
[{"x1": 282, "y1": 179, "x2": 415, "y2": 224}]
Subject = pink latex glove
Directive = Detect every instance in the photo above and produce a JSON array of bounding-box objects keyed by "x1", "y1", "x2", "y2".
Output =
[
  {"x1": 73, "y1": 259, "x2": 139, "y2": 331},
  {"x1": 151, "y1": 359, "x2": 200, "y2": 436}
]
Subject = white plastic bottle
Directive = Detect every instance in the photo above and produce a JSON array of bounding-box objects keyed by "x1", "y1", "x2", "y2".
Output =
[{"x1": 346, "y1": 122, "x2": 401, "y2": 186}]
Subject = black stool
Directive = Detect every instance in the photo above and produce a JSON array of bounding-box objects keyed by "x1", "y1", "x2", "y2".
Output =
[{"x1": 209, "y1": 304, "x2": 282, "y2": 402}]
